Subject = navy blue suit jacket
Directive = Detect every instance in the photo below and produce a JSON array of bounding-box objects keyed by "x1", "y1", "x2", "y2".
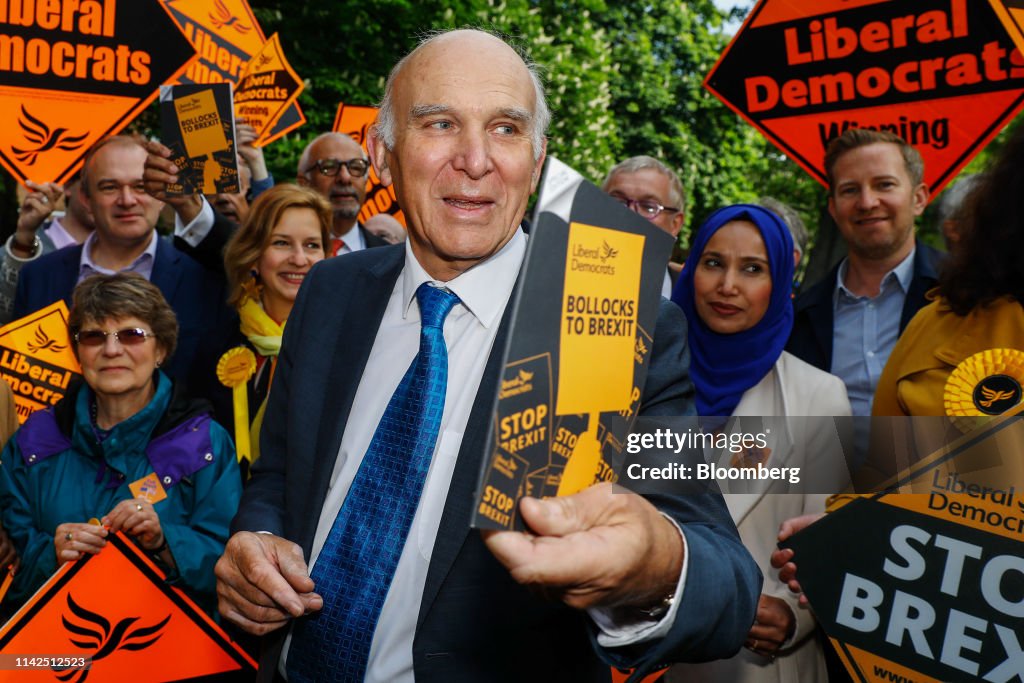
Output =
[
  {"x1": 786, "y1": 243, "x2": 945, "y2": 371},
  {"x1": 13, "y1": 235, "x2": 234, "y2": 390},
  {"x1": 234, "y1": 245, "x2": 760, "y2": 682}
]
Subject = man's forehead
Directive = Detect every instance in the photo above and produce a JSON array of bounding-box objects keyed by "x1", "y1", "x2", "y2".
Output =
[
  {"x1": 90, "y1": 143, "x2": 145, "y2": 179},
  {"x1": 833, "y1": 143, "x2": 906, "y2": 176},
  {"x1": 310, "y1": 134, "x2": 364, "y2": 159},
  {"x1": 608, "y1": 169, "x2": 670, "y2": 197},
  {"x1": 396, "y1": 34, "x2": 534, "y2": 108}
]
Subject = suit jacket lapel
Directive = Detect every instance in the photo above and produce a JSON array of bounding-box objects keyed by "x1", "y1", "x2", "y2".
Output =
[
  {"x1": 417, "y1": 294, "x2": 515, "y2": 628},
  {"x1": 900, "y1": 245, "x2": 940, "y2": 332},
  {"x1": 298, "y1": 250, "x2": 405, "y2": 553},
  {"x1": 149, "y1": 236, "x2": 181, "y2": 304},
  {"x1": 808, "y1": 272, "x2": 836, "y2": 369},
  {"x1": 55, "y1": 246, "x2": 83, "y2": 306}
]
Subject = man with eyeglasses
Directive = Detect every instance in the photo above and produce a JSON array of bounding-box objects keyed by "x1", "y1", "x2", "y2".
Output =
[
  {"x1": 296, "y1": 132, "x2": 390, "y2": 256},
  {"x1": 602, "y1": 156, "x2": 686, "y2": 297}
]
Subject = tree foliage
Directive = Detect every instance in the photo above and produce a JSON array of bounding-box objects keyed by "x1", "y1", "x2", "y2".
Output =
[
  {"x1": 4, "y1": 1, "x2": 1018, "y2": 252},
  {"x1": 244, "y1": 0, "x2": 829, "y2": 246}
]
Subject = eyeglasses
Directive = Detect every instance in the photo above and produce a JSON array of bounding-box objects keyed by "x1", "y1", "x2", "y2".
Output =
[
  {"x1": 305, "y1": 158, "x2": 370, "y2": 178},
  {"x1": 613, "y1": 196, "x2": 679, "y2": 220},
  {"x1": 75, "y1": 327, "x2": 155, "y2": 347}
]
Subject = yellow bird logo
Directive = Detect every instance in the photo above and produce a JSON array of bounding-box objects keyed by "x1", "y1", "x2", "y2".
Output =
[
  {"x1": 979, "y1": 386, "x2": 1016, "y2": 408},
  {"x1": 517, "y1": 369, "x2": 533, "y2": 382},
  {"x1": 209, "y1": 0, "x2": 252, "y2": 33}
]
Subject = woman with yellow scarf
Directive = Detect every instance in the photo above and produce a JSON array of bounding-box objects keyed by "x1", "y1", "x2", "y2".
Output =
[{"x1": 217, "y1": 184, "x2": 331, "y2": 476}]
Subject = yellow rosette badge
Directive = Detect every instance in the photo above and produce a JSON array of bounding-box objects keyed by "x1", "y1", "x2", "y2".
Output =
[
  {"x1": 944, "y1": 348, "x2": 1024, "y2": 432},
  {"x1": 217, "y1": 347, "x2": 257, "y2": 464}
]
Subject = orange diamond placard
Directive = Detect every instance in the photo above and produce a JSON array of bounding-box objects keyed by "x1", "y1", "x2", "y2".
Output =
[
  {"x1": 0, "y1": 533, "x2": 256, "y2": 682},
  {"x1": 0, "y1": 1, "x2": 198, "y2": 186},
  {"x1": 163, "y1": 0, "x2": 306, "y2": 145},
  {"x1": 333, "y1": 103, "x2": 405, "y2": 226},
  {"x1": 990, "y1": 0, "x2": 1024, "y2": 60},
  {"x1": 705, "y1": 0, "x2": 1024, "y2": 198}
]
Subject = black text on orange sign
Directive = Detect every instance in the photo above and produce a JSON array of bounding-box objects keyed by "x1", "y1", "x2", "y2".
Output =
[
  {"x1": 0, "y1": 0, "x2": 115, "y2": 35},
  {"x1": 745, "y1": 0, "x2": 1024, "y2": 114},
  {"x1": 0, "y1": 0, "x2": 152, "y2": 84},
  {"x1": 181, "y1": 21, "x2": 247, "y2": 83}
]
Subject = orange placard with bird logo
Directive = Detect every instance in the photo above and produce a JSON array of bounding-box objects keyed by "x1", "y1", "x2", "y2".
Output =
[
  {"x1": 0, "y1": 1, "x2": 198, "y2": 186},
  {"x1": 0, "y1": 302, "x2": 81, "y2": 425},
  {"x1": 162, "y1": 0, "x2": 307, "y2": 145},
  {"x1": 0, "y1": 532, "x2": 256, "y2": 681}
]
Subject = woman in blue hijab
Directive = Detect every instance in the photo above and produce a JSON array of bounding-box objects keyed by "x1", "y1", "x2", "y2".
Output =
[{"x1": 667, "y1": 204, "x2": 851, "y2": 683}]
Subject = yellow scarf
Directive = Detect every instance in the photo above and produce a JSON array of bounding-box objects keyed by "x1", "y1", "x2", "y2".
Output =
[
  {"x1": 229, "y1": 294, "x2": 286, "y2": 471},
  {"x1": 238, "y1": 294, "x2": 285, "y2": 357}
]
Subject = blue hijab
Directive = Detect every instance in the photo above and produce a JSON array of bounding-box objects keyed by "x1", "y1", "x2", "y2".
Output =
[{"x1": 671, "y1": 204, "x2": 794, "y2": 417}]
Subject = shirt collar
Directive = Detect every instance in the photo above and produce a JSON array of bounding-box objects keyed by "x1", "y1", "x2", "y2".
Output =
[
  {"x1": 401, "y1": 229, "x2": 526, "y2": 329},
  {"x1": 835, "y1": 246, "x2": 916, "y2": 300},
  {"x1": 43, "y1": 216, "x2": 78, "y2": 250},
  {"x1": 79, "y1": 230, "x2": 157, "y2": 276}
]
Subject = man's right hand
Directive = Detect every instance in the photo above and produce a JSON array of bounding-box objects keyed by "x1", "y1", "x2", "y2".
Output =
[
  {"x1": 13, "y1": 181, "x2": 62, "y2": 254},
  {"x1": 142, "y1": 140, "x2": 202, "y2": 224},
  {"x1": 215, "y1": 531, "x2": 323, "y2": 635}
]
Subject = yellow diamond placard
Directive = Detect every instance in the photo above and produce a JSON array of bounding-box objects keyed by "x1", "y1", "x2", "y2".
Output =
[{"x1": 0, "y1": 302, "x2": 81, "y2": 424}]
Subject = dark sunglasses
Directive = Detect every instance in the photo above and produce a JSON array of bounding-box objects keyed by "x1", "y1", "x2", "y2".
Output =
[
  {"x1": 306, "y1": 158, "x2": 370, "y2": 178},
  {"x1": 75, "y1": 327, "x2": 155, "y2": 347}
]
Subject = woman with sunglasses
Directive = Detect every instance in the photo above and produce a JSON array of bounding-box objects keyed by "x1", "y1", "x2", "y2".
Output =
[
  {"x1": 666, "y1": 205, "x2": 850, "y2": 683},
  {"x1": 214, "y1": 184, "x2": 331, "y2": 472},
  {"x1": 0, "y1": 273, "x2": 241, "y2": 614}
]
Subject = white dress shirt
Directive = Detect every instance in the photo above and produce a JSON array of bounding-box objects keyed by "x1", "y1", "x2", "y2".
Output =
[
  {"x1": 334, "y1": 222, "x2": 366, "y2": 254},
  {"x1": 281, "y1": 230, "x2": 686, "y2": 680}
]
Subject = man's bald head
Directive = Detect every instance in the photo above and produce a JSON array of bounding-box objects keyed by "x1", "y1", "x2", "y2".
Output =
[{"x1": 375, "y1": 29, "x2": 550, "y2": 161}]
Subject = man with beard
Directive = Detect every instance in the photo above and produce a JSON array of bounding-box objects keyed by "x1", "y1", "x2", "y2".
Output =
[
  {"x1": 787, "y1": 129, "x2": 944, "y2": 419},
  {"x1": 296, "y1": 132, "x2": 389, "y2": 255}
]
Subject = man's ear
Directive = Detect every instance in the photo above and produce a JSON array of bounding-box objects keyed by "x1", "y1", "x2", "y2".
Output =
[
  {"x1": 367, "y1": 127, "x2": 393, "y2": 187},
  {"x1": 912, "y1": 183, "x2": 929, "y2": 217},
  {"x1": 670, "y1": 211, "x2": 684, "y2": 240},
  {"x1": 529, "y1": 138, "x2": 547, "y2": 193}
]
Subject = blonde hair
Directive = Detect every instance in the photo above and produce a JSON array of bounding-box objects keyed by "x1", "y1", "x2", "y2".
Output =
[{"x1": 223, "y1": 184, "x2": 332, "y2": 309}]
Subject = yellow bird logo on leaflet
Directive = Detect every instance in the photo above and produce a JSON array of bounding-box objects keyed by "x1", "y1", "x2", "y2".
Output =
[
  {"x1": 978, "y1": 386, "x2": 1016, "y2": 409},
  {"x1": 517, "y1": 369, "x2": 534, "y2": 383},
  {"x1": 600, "y1": 241, "x2": 619, "y2": 262},
  {"x1": 27, "y1": 325, "x2": 67, "y2": 354},
  {"x1": 11, "y1": 107, "x2": 87, "y2": 167},
  {"x1": 209, "y1": 0, "x2": 252, "y2": 34}
]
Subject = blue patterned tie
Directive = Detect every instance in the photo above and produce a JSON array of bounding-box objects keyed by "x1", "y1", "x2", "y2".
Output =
[{"x1": 286, "y1": 283, "x2": 460, "y2": 682}]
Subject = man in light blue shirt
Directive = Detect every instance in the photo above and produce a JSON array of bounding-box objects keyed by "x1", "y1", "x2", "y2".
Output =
[{"x1": 787, "y1": 129, "x2": 944, "y2": 420}]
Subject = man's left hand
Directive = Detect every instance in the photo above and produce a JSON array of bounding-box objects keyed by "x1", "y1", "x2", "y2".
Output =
[{"x1": 483, "y1": 482, "x2": 683, "y2": 611}]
